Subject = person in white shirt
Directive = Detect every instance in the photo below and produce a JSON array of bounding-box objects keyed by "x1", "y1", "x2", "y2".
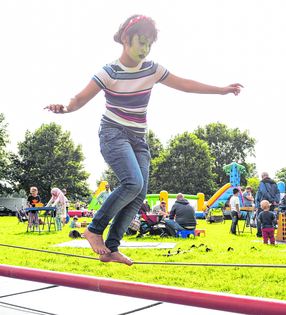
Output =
[{"x1": 230, "y1": 188, "x2": 241, "y2": 235}]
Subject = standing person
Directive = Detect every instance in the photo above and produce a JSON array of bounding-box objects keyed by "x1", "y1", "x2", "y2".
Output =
[
  {"x1": 255, "y1": 172, "x2": 280, "y2": 237},
  {"x1": 45, "y1": 14, "x2": 243, "y2": 265},
  {"x1": 230, "y1": 188, "x2": 241, "y2": 235},
  {"x1": 164, "y1": 193, "x2": 197, "y2": 236},
  {"x1": 62, "y1": 188, "x2": 70, "y2": 224},
  {"x1": 27, "y1": 186, "x2": 41, "y2": 230},
  {"x1": 97, "y1": 184, "x2": 112, "y2": 205},
  {"x1": 46, "y1": 188, "x2": 66, "y2": 231},
  {"x1": 243, "y1": 186, "x2": 254, "y2": 226},
  {"x1": 258, "y1": 200, "x2": 276, "y2": 245}
]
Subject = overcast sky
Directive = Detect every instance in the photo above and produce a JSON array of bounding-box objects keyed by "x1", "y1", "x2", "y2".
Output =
[{"x1": 1, "y1": 0, "x2": 286, "y2": 190}]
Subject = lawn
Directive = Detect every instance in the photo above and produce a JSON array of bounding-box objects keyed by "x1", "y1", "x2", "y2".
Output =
[{"x1": 1, "y1": 216, "x2": 286, "y2": 301}]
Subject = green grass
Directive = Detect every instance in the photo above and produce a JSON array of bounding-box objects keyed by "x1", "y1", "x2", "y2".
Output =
[{"x1": 1, "y1": 216, "x2": 286, "y2": 300}]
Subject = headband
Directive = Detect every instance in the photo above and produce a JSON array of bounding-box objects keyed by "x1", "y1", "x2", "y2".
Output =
[{"x1": 123, "y1": 15, "x2": 149, "y2": 35}]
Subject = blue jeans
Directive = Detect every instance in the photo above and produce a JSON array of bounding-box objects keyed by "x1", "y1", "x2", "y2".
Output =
[
  {"x1": 164, "y1": 219, "x2": 188, "y2": 237},
  {"x1": 164, "y1": 219, "x2": 196, "y2": 235},
  {"x1": 164, "y1": 219, "x2": 185, "y2": 231},
  {"x1": 230, "y1": 210, "x2": 238, "y2": 234},
  {"x1": 88, "y1": 125, "x2": 150, "y2": 252}
]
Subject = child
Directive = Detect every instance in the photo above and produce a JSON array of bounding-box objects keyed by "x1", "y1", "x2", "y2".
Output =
[
  {"x1": 27, "y1": 186, "x2": 41, "y2": 230},
  {"x1": 45, "y1": 15, "x2": 243, "y2": 265},
  {"x1": 46, "y1": 188, "x2": 66, "y2": 231},
  {"x1": 70, "y1": 216, "x2": 81, "y2": 228},
  {"x1": 258, "y1": 200, "x2": 276, "y2": 245}
]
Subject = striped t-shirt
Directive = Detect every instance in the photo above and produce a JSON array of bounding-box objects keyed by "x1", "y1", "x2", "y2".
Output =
[{"x1": 92, "y1": 59, "x2": 169, "y2": 135}]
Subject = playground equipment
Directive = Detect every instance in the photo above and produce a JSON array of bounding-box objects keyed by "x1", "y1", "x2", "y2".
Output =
[
  {"x1": 277, "y1": 213, "x2": 286, "y2": 242},
  {"x1": 203, "y1": 162, "x2": 246, "y2": 210},
  {"x1": 88, "y1": 181, "x2": 109, "y2": 211},
  {"x1": 146, "y1": 191, "x2": 205, "y2": 220},
  {"x1": 146, "y1": 191, "x2": 205, "y2": 212}
]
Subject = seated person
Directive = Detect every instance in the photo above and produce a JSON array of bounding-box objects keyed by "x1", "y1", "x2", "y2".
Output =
[
  {"x1": 151, "y1": 200, "x2": 167, "y2": 217},
  {"x1": 138, "y1": 202, "x2": 151, "y2": 215},
  {"x1": 243, "y1": 186, "x2": 254, "y2": 207},
  {"x1": 70, "y1": 216, "x2": 81, "y2": 228},
  {"x1": 143, "y1": 199, "x2": 151, "y2": 212},
  {"x1": 164, "y1": 193, "x2": 197, "y2": 236}
]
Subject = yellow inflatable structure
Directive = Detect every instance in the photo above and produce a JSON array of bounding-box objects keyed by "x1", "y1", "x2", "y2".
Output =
[
  {"x1": 203, "y1": 183, "x2": 231, "y2": 210},
  {"x1": 88, "y1": 181, "x2": 109, "y2": 211},
  {"x1": 93, "y1": 181, "x2": 109, "y2": 197}
]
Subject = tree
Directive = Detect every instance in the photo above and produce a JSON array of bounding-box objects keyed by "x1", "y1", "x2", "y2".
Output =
[
  {"x1": 275, "y1": 168, "x2": 286, "y2": 184},
  {"x1": 246, "y1": 177, "x2": 260, "y2": 195},
  {"x1": 11, "y1": 123, "x2": 91, "y2": 202},
  {"x1": 149, "y1": 132, "x2": 216, "y2": 197},
  {"x1": 0, "y1": 113, "x2": 12, "y2": 194},
  {"x1": 194, "y1": 123, "x2": 256, "y2": 187},
  {"x1": 147, "y1": 130, "x2": 164, "y2": 159},
  {"x1": 147, "y1": 130, "x2": 164, "y2": 193}
]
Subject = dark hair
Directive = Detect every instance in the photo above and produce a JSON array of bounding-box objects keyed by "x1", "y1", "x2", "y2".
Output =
[
  {"x1": 69, "y1": 230, "x2": 81, "y2": 239},
  {"x1": 114, "y1": 14, "x2": 158, "y2": 45},
  {"x1": 233, "y1": 188, "x2": 239, "y2": 194}
]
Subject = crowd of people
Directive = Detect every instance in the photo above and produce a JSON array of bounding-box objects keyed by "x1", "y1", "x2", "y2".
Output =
[
  {"x1": 21, "y1": 168, "x2": 285, "y2": 266},
  {"x1": 130, "y1": 170, "x2": 283, "y2": 247},
  {"x1": 228, "y1": 171, "x2": 283, "y2": 246}
]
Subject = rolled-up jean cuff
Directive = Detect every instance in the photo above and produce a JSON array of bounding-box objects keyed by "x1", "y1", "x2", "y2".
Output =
[
  {"x1": 107, "y1": 246, "x2": 118, "y2": 253},
  {"x1": 87, "y1": 225, "x2": 102, "y2": 235}
]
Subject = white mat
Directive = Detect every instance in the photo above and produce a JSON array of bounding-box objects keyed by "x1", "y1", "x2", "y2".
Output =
[{"x1": 54, "y1": 239, "x2": 177, "y2": 249}]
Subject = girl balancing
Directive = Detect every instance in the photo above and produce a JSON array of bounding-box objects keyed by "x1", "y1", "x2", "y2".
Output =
[{"x1": 45, "y1": 14, "x2": 243, "y2": 265}]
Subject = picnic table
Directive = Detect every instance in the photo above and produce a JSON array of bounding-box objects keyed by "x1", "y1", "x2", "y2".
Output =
[{"x1": 25, "y1": 207, "x2": 56, "y2": 232}]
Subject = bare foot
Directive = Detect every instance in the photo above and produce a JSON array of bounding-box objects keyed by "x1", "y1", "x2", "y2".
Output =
[
  {"x1": 99, "y1": 252, "x2": 133, "y2": 266},
  {"x1": 83, "y1": 228, "x2": 110, "y2": 255}
]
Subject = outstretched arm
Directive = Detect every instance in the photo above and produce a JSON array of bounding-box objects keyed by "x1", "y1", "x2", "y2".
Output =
[
  {"x1": 161, "y1": 73, "x2": 243, "y2": 96},
  {"x1": 44, "y1": 80, "x2": 102, "y2": 113}
]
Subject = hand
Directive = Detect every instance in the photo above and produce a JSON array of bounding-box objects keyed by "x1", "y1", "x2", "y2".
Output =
[
  {"x1": 159, "y1": 210, "x2": 167, "y2": 217},
  {"x1": 44, "y1": 104, "x2": 68, "y2": 114},
  {"x1": 221, "y1": 83, "x2": 244, "y2": 96}
]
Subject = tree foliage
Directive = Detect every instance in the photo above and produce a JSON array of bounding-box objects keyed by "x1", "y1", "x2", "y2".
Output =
[
  {"x1": 149, "y1": 132, "x2": 216, "y2": 197},
  {"x1": 96, "y1": 125, "x2": 258, "y2": 197},
  {"x1": 0, "y1": 113, "x2": 12, "y2": 194},
  {"x1": 246, "y1": 177, "x2": 260, "y2": 195},
  {"x1": 275, "y1": 168, "x2": 286, "y2": 185},
  {"x1": 11, "y1": 123, "x2": 90, "y2": 202},
  {"x1": 147, "y1": 130, "x2": 164, "y2": 159},
  {"x1": 194, "y1": 123, "x2": 256, "y2": 187}
]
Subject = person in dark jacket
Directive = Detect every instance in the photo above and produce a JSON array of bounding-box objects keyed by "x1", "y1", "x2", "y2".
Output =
[
  {"x1": 255, "y1": 172, "x2": 280, "y2": 237},
  {"x1": 164, "y1": 193, "x2": 197, "y2": 236},
  {"x1": 257, "y1": 200, "x2": 276, "y2": 245}
]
